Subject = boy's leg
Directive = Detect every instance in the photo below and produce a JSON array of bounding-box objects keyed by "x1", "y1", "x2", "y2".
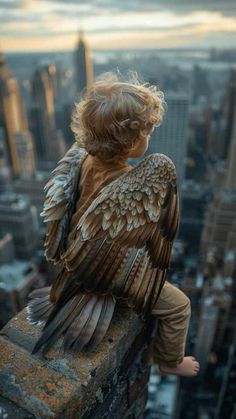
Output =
[{"x1": 151, "y1": 280, "x2": 191, "y2": 368}]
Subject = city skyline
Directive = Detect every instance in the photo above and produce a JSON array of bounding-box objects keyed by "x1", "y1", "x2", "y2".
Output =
[
  {"x1": 0, "y1": 18, "x2": 236, "y2": 418},
  {"x1": 0, "y1": 0, "x2": 236, "y2": 52}
]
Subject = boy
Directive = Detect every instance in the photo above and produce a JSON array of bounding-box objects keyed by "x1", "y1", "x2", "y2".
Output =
[{"x1": 28, "y1": 72, "x2": 200, "y2": 377}]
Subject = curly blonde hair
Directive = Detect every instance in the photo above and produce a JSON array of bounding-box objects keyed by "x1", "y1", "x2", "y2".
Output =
[{"x1": 71, "y1": 71, "x2": 166, "y2": 163}]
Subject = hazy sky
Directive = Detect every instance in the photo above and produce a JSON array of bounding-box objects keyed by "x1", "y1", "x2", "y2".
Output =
[{"x1": 1, "y1": 0, "x2": 236, "y2": 52}]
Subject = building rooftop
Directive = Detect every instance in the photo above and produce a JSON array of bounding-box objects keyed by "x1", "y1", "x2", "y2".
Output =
[{"x1": 0, "y1": 261, "x2": 36, "y2": 291}]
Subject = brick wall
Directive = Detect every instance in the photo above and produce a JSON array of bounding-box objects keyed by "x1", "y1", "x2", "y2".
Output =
[{"x1": 0, "y1": 304, "x2": 157, "y2": 418}]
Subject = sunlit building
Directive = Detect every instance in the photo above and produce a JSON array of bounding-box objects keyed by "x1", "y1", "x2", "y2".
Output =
[{"x1": 0, "y1": 52, "x2": 36, "y2": 178}]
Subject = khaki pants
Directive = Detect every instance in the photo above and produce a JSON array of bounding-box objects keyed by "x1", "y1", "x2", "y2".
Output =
[{"x1": 150, "y1": 281, "x2": 191, "y2": 368}]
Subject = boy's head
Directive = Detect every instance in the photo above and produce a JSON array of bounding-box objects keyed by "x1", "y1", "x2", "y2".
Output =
[{"x1": 71, "y1": 71, "x2": 166, "y2": 162}]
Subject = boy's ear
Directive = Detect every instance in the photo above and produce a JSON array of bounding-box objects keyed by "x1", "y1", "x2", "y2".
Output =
[{"x1": 129, "y1": 120, "x2": 140, "y2": 129}]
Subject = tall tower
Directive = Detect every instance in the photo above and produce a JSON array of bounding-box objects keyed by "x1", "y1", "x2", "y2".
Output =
[
  {"x1": 31, "y1": 65, "x2": 66, "y2": 166},
  {"x1": 148, "y1": 93, "x2": 189, "y2": 192},
  {"x1": 0, "y1": 52, "x2": 36, "y2": 178},
  {"x1": 221, "y1": 69, "x2": 236, "y2": 160},
  {"x1": 225, "y1": 103, "x2": 236, "y2": 191},
  {"x1": 74, "y1": 31, "x2": 93, "y2": 95},
  {"x1": 200, "y1": 76, "x2": 236, "y2": 257}
]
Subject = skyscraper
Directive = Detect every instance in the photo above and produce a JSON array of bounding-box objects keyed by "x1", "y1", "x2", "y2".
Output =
[
  {"x1": 192, "y1": 65, "x2": 211, "y2": 105},
  {"x1": 74, "y1": 31, "x2": 93, "y2": 95},
  {"x1": 0, "y1": 52, "x2": 36, "y2": 178},
  {"x1": 148, "y1": 93, "x2": 189, "y2": 190},
  {"x1": 200, "y1": 191, "x2": 236, "y2": 256},
  {"x1": 31, "y1": 65, "x2": 66, "y2": 167},
  {"x1": 200, "y1": 80, "x2": 236, "y2": 257},
  {"x1": 221, "y1": 69, "x2": 236, "y2": 160},
  {"x1": 13, "y1": 170, "x2": 50, "y2": 229},
  {"x1": 225, "y1": 103, "x2": 236, "y2": 191}
]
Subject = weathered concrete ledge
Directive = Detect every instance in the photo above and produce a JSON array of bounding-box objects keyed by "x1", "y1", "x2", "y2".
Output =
[{"x1": 0, "y1": 304, "x2": 156, "y2": 418}]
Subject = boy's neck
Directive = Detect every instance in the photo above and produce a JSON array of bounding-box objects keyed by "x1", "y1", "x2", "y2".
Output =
[{"x1": 91, "y1": 154, "x2": 130, "y2": 169}]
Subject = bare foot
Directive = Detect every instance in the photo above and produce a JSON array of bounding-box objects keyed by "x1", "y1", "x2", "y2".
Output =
[{"x1": 159, "y1": 356, "x2": 200, "y2": 377}]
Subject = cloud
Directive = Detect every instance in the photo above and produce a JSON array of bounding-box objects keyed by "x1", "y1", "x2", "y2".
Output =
[
  {"x1": 1, "y1": 0, "x2": 236, "y2": 15},
  {"x1": 0, "y1": 0, "x2": 236, "y2": 51},
  {"x1": 43, "y1": 0, "x2": 236, "y2": 16},
  {"x1": 0, "y1": 0, "x2": 21, "y2": 9}
]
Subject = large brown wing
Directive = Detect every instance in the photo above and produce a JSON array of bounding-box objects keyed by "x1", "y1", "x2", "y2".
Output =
[
  {"x1": 40, "y1": 142, "x2": 88, "y2": 263},
  {"x1": 57, "y1": 153, "x2": 179, "y2": 319}
]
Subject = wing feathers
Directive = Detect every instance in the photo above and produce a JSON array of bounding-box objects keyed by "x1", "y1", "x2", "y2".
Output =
[
  {"x1": 57, "y1": 153, "x2": 179, "y2": 318},
  {"x1": 111, "y1": 248, "x2": 140, "y2": 298},
  {"x1": 63, "y1": 295, "x2": 97, "y2": 350},
  {"x1": 27, "y1": 292, "x2": 53, "y2": 324},
  {"x1": 41, "y1": 144, "x2": 87, "y2": 263},
  {"x1": 30, "y1": 291, "x2": 116, "y2": 355},
  {"x1": 29, "y1": 153, "x2": 180, "y2": 355},
  {"x1": 32, "y1": 295, "x2": 81, "y2": 354},
  {"x1": 84, "y1": 296, "x2": 116, "y2": 353},
  {"x1": 66, "y1": 154, "x2": 179, "y2": 271},
  {"x1": 70, "y1": 298, "x2": 103, "y2": 351}
]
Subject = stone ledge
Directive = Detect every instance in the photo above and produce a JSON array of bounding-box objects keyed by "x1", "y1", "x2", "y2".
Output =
[{"x1": 0, "y1": 305, "x2": 156, "y2": 418}]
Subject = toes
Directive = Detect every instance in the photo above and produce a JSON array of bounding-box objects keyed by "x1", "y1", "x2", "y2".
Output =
[{"x1": 191, "y1": 356, "x2": 196, "y2": 361}]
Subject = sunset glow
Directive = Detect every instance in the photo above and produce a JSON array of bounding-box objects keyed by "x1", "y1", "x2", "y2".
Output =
[{"x1": 1, "y1": 0, "x2": 236, "y2": 51}]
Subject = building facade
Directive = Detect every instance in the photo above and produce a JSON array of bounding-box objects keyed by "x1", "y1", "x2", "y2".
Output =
[{"x1": 0, "y1": 52, "x2": 36, "y2": 178}]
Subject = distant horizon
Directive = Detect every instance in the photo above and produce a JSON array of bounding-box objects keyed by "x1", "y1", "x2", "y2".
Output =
[{"x1": 3, "y1": 46, "x2": 236, "y2": 56}]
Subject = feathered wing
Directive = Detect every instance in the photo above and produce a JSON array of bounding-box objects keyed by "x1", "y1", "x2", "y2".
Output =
[
  {"x1": 57, "y1": 154, "x2": 178, "y2": 330},
  {"x1": 40, "y1": 142, "x2": 88, "y2": 264},
  {"x1": 30, "y1": 152, "x2": 179, "y2": 355},
  {"x1": 60, "y1": 153, "x2": 179, "y2": 309}
]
